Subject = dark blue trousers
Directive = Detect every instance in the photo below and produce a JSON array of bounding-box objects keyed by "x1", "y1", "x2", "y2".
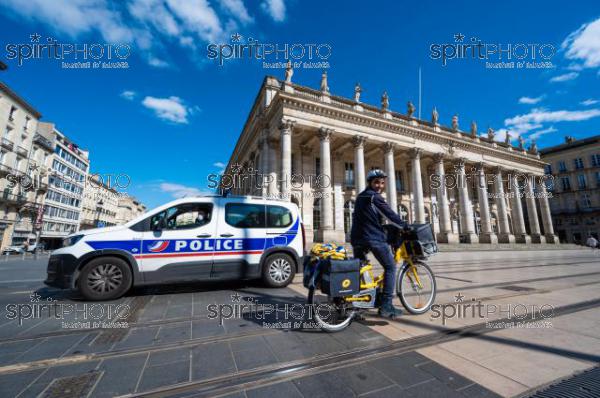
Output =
[{"x1": 352, "y1": 241, "x2": 397, "y2": 304}]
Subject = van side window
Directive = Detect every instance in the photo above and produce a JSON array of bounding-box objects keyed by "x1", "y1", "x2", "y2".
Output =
[
  {"x1": 225, "y1": 203, "x2": 266, "y2": 228},
  {"x1": 267, "y1": 205, "x2": 293, "y2": 228},
  {"x1": 130, "y1": 203, "x2": 212, "y2": 232}
]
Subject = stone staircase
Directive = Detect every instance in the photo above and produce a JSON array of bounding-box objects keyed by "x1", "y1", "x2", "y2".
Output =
[{"x1": 331, "y1": 242, "x2": 583, "y2": 254}]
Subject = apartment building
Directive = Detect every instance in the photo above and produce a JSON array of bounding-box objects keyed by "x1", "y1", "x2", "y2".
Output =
[
  {"x1": 0, "y1": 82, "x2": 54, "y2": 250},
  {"x1": 80, "y1": 173, "x2": 120, "y2": 230},
  {"x1": 40, "y1": 129, "x2": 89, "y2": 249},
  {"x1": 540, "y1": 135, "x2": 600, "y2": 243},
  {"x1": 115, "y1": 195, "x2": 146, "y2": 225}
]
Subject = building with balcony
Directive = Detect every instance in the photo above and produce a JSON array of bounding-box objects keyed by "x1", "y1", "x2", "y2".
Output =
[
  {"x1": 226, "y1": 72, "x2": 558, "y2": 246},
  {"x1": 0, "y1": 82, "x2": 54, "y2": 249},
  {"x1": 115, "y1": 195, "x2": 146, "y2": 225},
  {"x1": 80, "y1": 173, "x2": 120, "y2": 230},
  {"x1": 540, "y1": 135, "x2": 600, "y2": 243},
  {"x1": 40, "y1": 128, "x2": 89, "y2": 249}
]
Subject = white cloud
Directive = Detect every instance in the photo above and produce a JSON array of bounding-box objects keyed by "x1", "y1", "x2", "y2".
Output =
[
  {"x1": 120, "y1": 90, "x2": 136, "y2": 100},
  {"x1": 0, "y1": 0, "x2": 244, "y2": 67},
  {"x1": 528, "y1": 126, "x2": 557, "y2": 140},
  {"x1": 1, "y1": 0, "x2": 135, "y2": 43},
  {"x1": 581, "y1": 98, "x2": 599, "y2": 106},
  {"x1": 213, "y1": 162, "x2": 226, "y2": 168},
  {"x1": 159, "y1": 182, "x2": 204, "y2": 198},
  {"x1": 518, "y1": 95, "x2": 544, "y2": 105},
  {"x1": 550, "y1": 72, "x2": 579, "y2": 82},
  {"x1": 562, "y1": 17, "x2": 600, "y2": 69},
  {"x1": 261, "y1": 0, "x2": 286, "y2": 22},
  {"x1": 141, "y1": 96, "x2": 191, "y2": 124},
  {"x1": 219, "y1": 0, "x2": 253, "y2": 24},
  {"x1": 148, "y1": 57, "x2": 169, "y2": 68},
  {"x1": 505, "y1": 108, "x2": 600, "y2": 126}
]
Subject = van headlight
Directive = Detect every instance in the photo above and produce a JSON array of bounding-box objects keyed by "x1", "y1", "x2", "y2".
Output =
[{"x1": 63, "y1": 234, "x2": 84, "y2": 247}]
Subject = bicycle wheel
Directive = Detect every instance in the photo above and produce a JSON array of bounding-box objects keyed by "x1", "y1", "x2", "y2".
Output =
[
  {"x1": 397, "y1": 261, "x2": 436, "y2": 314},
  {"x1": 307, "y1": 288, "x2": 357, "y2": 332}
]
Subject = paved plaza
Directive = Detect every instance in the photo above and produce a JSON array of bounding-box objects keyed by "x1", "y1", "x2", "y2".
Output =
[{"x1": 0, "y1": 248, "x2": 598, "y2": 397}]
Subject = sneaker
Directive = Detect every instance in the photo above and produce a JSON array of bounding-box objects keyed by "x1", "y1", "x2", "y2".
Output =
[{"x1": 378, "y1": 302, "x2": 402, "y2": 318}]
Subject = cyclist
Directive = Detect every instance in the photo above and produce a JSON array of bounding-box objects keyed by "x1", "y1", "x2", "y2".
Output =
[{"x1": 350, "y1": 169, "x2": 406, "y2": 318}]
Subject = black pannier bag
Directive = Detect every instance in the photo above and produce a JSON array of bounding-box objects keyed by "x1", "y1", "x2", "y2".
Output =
[
  {"x1": 383, "y1": 223, "x2": 438, "y2": 257},
  {"x1": 405, "y1": 223, "x2": 438, "y2": 256},
  {"x1": 320, "y1": 258, "x2": 361, "y2": 297}
]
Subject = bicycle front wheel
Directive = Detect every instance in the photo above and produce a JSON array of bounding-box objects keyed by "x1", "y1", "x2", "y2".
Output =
[{"x1": 397, "y1": 261, "x2": 436, "y2": 314}]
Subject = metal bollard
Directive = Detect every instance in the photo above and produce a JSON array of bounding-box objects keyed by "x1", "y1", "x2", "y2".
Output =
[
  {"x1": 4, "y1": 252, "x2": 8, "y2": 261},
  {"x1": 22, "y1": 251, "x2": 26, "y2": 260}
]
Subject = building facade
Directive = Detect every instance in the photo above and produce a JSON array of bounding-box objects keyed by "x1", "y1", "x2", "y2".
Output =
[
  {"x1": 80, "y1": 174, "x2": 120, "y2": 230},
  {"x1": 540, "y1": 135, "x2": 600, "y2": 243},
  {"x1": 226, "y1": 73, "x2": 558, "y2": 246},
  {"x1": 115, "y1": 195, "x2": 146, "y2": 225},
  {"x1": 40, "y1": 128, "x2": 89, "y2": 249},
  {"x1": 0, "y1": 82, "x2": 54, "y2": 250}
]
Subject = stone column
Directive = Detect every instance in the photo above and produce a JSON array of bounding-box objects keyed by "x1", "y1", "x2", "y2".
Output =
[
  {"x1": 475, "y1": 163, "x2": 497, "y2": 243},
  {"x1": 410, "y1": 148, "x2": 425, "y2": 224},
  {"x1": 455, "y1": 158, "x2": 478, "y2": 243},
  {"x1": 259, "y1": 133, "x2": 269, "y2": 196},
  {"x1": 538, "y1": 178, "x2": 559, "y2": 243},
  {"x1": 493, "y1": 167, "x2": 515, "y2": 243},
  {"x1": 267, "y1": 137, "x2": 279, "y2": 197},
  {"x1": 316, "y1": 128, "x2": 343, "y2": 242},
  {"x1": 353, "y1": 135, "x2": 366, "y2": 193},
  {"x1": 384, "y1": 142, "x2": 397, "y2": 212},
  {"x1": 524, "y1": 175, "x2": 544, "y2": 243},
  {"x1": 509, "y1": 171, "x2": 531, "y2": 244},
  {"x1": 279, "y1": 120, "x2": 293, "y2": 200},
  {"x1": 433, "y1": 153, "x2": 457, "y2": 243}
]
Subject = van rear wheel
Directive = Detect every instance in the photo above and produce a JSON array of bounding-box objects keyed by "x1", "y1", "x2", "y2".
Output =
[
  {"x1": 262, "y1": 253, "x2": 295, "y2": 287},
  {"x1": 78, "y1": 257, "x2": 132, "y2": 301}
]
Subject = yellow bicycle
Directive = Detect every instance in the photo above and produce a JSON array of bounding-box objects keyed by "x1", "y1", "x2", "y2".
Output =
[{"x1": 306, "y1": 224, "x2": 437, "y2": 332}]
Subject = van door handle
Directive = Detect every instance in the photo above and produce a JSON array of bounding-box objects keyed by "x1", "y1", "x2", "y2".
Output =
[
  {"x1": 220, "y1": 233, "x2": 234, "y2": 237},
  {"x1": 197, "y1": 234, "x2": 211, "y2": 238}
]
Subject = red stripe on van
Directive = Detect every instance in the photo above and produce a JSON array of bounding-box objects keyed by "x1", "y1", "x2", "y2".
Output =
[{"x1": 134, "y1": 250, "x2": 263, "y2": 259}]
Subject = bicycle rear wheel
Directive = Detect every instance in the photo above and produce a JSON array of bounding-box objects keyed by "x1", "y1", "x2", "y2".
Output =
[
  {"x1": 397, "y1": 261, "x2": 436, "y2": 314},
  {"x1": 307, "y1": 288, "x2": 357, "y2": 332}
]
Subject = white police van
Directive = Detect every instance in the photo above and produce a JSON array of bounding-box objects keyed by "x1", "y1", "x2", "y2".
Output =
[{"x1": 45, "y1": 195, "x2": 305, "y2": 300}]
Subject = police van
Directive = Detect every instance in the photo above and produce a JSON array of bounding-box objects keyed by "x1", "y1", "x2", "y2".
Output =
[{"x1": 45, "y1": 195, "x2": 305, "y2": 300}]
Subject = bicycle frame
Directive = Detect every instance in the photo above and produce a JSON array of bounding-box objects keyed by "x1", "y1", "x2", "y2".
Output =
[{"x1": 344, "y1": 240, "x2": 424, "y2": 306}]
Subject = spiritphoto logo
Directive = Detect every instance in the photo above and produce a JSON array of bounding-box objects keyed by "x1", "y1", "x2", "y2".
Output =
[
  {"x1": 430, "y1": 292, "x2": 554, "y2": 328},
  {"x1": 430, "y1": 33, "x2": 555, "y2": 69},
  {"x1": 4, "y1": 33, "x2": 131, "y2": 69},
  {"x1": 206, "y1": 33, "x2": 332, "y2": 68}
]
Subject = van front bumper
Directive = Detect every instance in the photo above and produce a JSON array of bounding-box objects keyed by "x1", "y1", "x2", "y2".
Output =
[{"x1": 44, "y1": 254, "x2": 78, "y2": 289}]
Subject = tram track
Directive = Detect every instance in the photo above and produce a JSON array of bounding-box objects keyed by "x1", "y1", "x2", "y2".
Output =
[
  {"x1": 0, "y1": 276, "x2": 599, "y2": 378},
  {"x1": 120, "y1": 297, "x2": 600, "y2": 398}
]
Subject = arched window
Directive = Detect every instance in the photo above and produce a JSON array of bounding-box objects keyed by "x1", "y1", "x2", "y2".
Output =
[
  {"x1": 398, "y1": 204, "x2": 409, "y2": 222},
  {"x1": 490, "y1": 212, "x2": 498, "y2": 233},
  {"x1": 313, "y1": 198, "x2": 321, "y2": 241},
  {"x1": 344, "y1": 200, "x2": 355, "y2": 241}
]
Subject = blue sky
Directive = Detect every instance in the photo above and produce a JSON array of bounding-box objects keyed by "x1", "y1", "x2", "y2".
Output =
[{"x1": 1, "y1": 0, "x2": 599, "y2": 209}]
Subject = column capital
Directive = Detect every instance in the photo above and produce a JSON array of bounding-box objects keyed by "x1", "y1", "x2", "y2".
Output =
[
  {"x1": 318, "y1": 127, "x2": 333, "y2": 141},
  {"x1": 433, "y1": 153, "x2": 445, "y2": 163},
  {"x1": 409, "y1": 147, "x2": 422, "y2": 159},
  {"x1": 352, "y1": 135, "x2": 366, "y2": 148},
  {"x1": 280, "y1": 120, "x2": 295, "y2": 133},
  {"x1": 474, "y1": 162, "x2": 486, "y2": 172},
  {"x1": 491, "y1": 166, "x2": 504, "y2": 175},
  {"x1": 453, "y1": 157, "x2": 467, "y2": 168},
  {"x1": 383, "y1": 141, "x2": 395, "y2": 154}
]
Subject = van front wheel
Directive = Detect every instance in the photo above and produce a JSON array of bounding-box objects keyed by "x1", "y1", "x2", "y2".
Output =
[
  {"x1": 78, "y1": 257, "x2": 132, "y2": 301},
  {"x1": 262, "y1": 253, "x2": 295, "y2": 288}
]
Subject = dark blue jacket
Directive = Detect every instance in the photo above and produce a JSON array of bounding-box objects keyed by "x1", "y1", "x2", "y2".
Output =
[{"x1": 350, "y1": 188, "x2": 406, "y2": 245}]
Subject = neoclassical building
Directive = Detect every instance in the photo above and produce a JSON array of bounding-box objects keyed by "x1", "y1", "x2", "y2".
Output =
[{"x1": 226, "y1": 70, "x2": 558, "y2": 246}]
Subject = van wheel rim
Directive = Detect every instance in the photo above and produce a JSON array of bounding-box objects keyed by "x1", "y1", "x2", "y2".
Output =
[
  {"x1": 87, "y1": 264, "x2": 123, "y2": 294},
  {"x1": 269, "y1": 258, "x2": 291, "y2": 283}
]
